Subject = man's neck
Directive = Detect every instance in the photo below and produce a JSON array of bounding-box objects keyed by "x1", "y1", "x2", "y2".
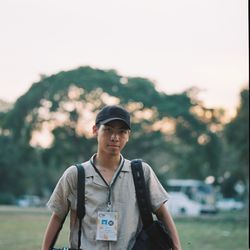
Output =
[{"x1": 95, "y1": 153, "x2": 121, "y2": 171}]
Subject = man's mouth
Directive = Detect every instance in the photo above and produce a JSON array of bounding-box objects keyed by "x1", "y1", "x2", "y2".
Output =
[{"x1": 108, "y1": 145, "x2": 119, "y2": 148}]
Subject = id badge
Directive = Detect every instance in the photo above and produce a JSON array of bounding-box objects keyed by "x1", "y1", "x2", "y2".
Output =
[{"x1": 96, "y1": 211, "x2": 118, "y2": 241}]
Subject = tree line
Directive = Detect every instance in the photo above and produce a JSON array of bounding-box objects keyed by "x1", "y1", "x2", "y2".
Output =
[{"x1": 0, "y1": 66, "x2": 248, "y2": 203}]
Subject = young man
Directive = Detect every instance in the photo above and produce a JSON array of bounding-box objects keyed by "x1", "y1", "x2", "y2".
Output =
[{"x1": 42, "y1": 105, "x2": 182, "y2": 250}]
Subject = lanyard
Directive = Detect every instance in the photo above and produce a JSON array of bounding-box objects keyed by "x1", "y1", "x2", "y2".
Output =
[{"x1": 90, "y1": 155, "x2": 125, "y2": 210}]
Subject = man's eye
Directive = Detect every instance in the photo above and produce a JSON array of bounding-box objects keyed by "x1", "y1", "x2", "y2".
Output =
[
  {"x1": 104, "y1": 127, "x2": 112, "y2": 132},
  {"x1": 120, "y1": 130, "x2": 127, "y2": 134}
]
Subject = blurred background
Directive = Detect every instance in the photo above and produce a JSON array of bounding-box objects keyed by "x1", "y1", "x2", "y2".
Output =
[{"x1": 0, "y1": 0, "x2": 248, "y2": 249}]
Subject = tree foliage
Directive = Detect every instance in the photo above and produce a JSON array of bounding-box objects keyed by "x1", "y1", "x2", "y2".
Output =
[
  {"x1": 222, "y1": 88, "x2": 249, "y2": 188},
  {"x1": 0, "y1": 66, "x2": 246, "y2": 200},
  {"x1": 225, "y1": 89, "x2": 249, "y2": 172}
]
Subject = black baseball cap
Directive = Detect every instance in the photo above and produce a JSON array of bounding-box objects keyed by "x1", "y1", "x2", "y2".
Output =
[{"x1": 95, "y1": 105, "x2": 131, "y2": 129}]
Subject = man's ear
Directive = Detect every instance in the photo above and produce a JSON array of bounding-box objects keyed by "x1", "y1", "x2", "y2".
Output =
[
  {"x1": 126, "y1": 131, "x2": 131, "y2": 142},
  {"x1": 93, "y1": 125, "x2": 98, "y2": 136}
]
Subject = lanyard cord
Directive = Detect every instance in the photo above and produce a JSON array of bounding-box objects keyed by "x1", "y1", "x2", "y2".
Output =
[{"x1": 90, "y1": 156, "x2": 125, "y2": 208}]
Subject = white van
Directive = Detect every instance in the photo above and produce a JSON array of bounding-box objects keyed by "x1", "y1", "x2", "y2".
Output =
[{"x1": 165, "y1": 179, "x2": 217, "y2": 216}]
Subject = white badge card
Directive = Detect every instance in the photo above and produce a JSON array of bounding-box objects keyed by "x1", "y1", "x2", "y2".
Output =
[{"x1": 96, "y1": 211, "x2": 118, "y2": 241}]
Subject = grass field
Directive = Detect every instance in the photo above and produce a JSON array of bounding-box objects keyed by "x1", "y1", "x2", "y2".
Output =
[{"x1": 0, "y1": 206, "x2": 248, "y2": 250}]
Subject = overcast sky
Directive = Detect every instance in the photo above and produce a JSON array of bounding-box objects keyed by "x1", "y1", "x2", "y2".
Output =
[{"x1": 0, "y1": 0, "x2": 248, "y2": 116}]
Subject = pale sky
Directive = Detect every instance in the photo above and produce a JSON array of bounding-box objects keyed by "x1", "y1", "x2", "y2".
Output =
[{"x1": 0, "y1": 0, "x2": 248, "y2": 115}]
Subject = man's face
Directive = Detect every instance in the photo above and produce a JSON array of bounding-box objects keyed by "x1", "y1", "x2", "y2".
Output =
[{"x1": 93, "y1": 120, "x2": 130, "y2": 156}]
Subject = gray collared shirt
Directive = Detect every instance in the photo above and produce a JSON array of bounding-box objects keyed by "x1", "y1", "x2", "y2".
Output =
[{"x1": 47, "y1": 155, "x2": 169, "y2": 250}]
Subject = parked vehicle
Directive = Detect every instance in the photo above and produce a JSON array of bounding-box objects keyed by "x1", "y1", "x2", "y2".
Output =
[
  {"x1": 216, "y1": 198, "x2": 244, "y2": 211},
  {"x1": 16, "y1": 195, "x2": 42, "y2": 207},
  {"x1": 165, "y1": 179, "x2": 217, "y2": 216},
  {"x1": 166, "y1": 192, "x2": 202, "y2": 216}
]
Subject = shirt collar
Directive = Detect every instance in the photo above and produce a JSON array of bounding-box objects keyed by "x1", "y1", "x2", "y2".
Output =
[{"x1": 84, "y1": 154, "x2": 130, "y2": 178}]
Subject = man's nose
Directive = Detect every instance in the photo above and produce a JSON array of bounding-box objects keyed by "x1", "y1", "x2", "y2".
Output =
[{"x1": 110, "y1": 131, "x2": 119, "y2": 140}]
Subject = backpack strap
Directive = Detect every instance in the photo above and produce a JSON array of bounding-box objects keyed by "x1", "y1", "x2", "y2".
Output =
[
  {"x1": 75, "y1": 163, "x2": 86, "y2": 250},
  {"x1": 131, "y1": 159, "x2": 154, "y2": 229}
]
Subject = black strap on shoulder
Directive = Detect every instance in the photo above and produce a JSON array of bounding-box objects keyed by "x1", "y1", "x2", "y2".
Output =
[
  {"x1": 131, "y1": 159, "x2": 154, "y2": 229},
  {"x1": 75, "y1": 163, "x2": 85, "y2": 250}
]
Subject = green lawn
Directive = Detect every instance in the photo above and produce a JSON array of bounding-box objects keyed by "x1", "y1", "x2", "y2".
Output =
[
  {"x1": 0, "y1": 206, "x2": 69, "y2": 249},
  {"x1": 176, "y1": 213, "x2": 248, "y2": 250},
  {"x1": 0, "y1": 206, "x2": 248, "y2": 250}
]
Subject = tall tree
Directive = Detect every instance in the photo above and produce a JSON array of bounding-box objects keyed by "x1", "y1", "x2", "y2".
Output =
[
  {"x1": 0, "y1": 66, "x2": 222, "y2": 197},
  {"x1": 224, "y1": 88, "x2": 249, "y2": 183}
]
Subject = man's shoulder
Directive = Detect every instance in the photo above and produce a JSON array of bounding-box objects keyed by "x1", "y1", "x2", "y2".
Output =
[
  {"x1": 62, "y1": 160, "x2": 91, "y2": 177},
  {"x1": 128, "y1": 159, "x2": 153, "y2": 177},
  {"x1": 77, "y1": 159, "x2": 95, "y2": 177}
]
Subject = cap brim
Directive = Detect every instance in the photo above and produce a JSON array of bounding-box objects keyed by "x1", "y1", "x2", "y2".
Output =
[{"x1": 100, "y1": 118, "x2": 130, "y2": 129}]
